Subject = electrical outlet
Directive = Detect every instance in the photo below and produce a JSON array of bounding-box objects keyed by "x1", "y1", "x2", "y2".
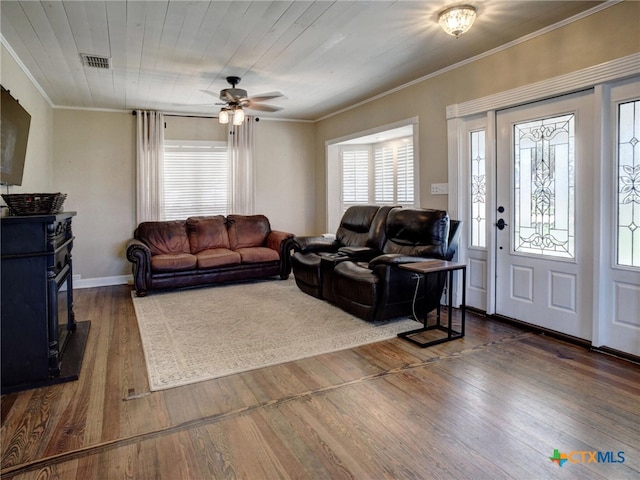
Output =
[{"x1": 431, "y1": 183, "x2": 448, "y2": 195}]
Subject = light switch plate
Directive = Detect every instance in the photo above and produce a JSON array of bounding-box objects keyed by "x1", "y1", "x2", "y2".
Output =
[{"x1": 431, "y1": 183, "x2": 449, "y2": 195}]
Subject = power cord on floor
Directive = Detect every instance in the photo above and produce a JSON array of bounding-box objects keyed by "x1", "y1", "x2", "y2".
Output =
[{"x1": 411, "y1": 273, "x2": 421, "y2": 322}]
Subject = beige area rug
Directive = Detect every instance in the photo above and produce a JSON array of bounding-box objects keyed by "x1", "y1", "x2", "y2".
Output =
[{"x1": 131, "y1": 278, "x2": 418, "y2": 391}]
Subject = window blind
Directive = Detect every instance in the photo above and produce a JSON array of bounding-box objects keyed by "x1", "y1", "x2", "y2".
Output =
[{"x1": 163, "y1": 141, "x2": 229, "y2": 220}]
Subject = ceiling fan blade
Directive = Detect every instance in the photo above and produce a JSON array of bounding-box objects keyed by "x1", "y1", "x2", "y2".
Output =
[
  {"x1": 171, "y1": 102, "x2": 217, "y2": 107},
  {"x1": 223, "y1": 91, "x2": 236, "y2": 103},
  {"x1": 200, "y1": 90, "x2": 219, "y2": 97},
  {"x1": 248, "y1": 91, "x2": 284, "y2": 102},
  {"x1": 245, "y1": 103, "x2": 283, "y2": 112}
]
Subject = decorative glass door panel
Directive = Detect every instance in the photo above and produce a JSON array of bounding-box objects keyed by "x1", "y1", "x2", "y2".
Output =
[
  {"x1": 471, "y1": 130, "x2": 487, "y2": 248},
  {"x1": 513, "y1": 114, "x2": 574, "y2": 258},
  {"x1": 462, "y1": 117, "x2": 489, "y2": 312},
  {"x1": 617, "y1": 99, "x2": 640, "y2": 267}
]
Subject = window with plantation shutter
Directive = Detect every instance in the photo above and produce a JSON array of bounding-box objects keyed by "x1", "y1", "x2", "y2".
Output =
[
  {"x1": 339, "y1": 136, "x2": 415, "y2": 212},
  {"x1": 163, "y1": 140, "x2": 229, "y2": 220},
  {"x1": 341, "y1": 147, "x2": 370, "y2": 207}
]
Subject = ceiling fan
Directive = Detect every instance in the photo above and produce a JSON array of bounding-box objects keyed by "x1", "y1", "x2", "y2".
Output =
[
  {"x1": 215, "y1": 76, "x2": 283, "y2": 112},
  {"x1": 203, "y1": 76, "x2": 283, "y2": 124}
]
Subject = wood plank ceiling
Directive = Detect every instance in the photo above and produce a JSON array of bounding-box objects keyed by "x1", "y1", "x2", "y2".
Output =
[{"x1": 1, "y1": 1, "x2": 603, "y2": 120}]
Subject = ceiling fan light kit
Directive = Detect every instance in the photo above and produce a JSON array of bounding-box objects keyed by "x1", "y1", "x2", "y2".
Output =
[
  {"x1": 218, "y1": 108, "x2": 230, "y2": 124},
  {"x1": 438, "y1": 5, "x2": 477, "y2": 38},
  {"x1": 232, "y1": 107, "x2": 245, "y2": 125}
]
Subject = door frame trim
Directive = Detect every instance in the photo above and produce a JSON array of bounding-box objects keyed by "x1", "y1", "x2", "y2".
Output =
[{"x1": 446, "y1": 53, "x2": 639, "y2": 315}]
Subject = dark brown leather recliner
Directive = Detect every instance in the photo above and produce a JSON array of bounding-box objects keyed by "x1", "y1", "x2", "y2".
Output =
[
  {"x1": 330, "y1": 208, "x2": 462, "y2": 322},
  {"x1": 291, "y1": 205, "x2": 393, "y2": 300}
]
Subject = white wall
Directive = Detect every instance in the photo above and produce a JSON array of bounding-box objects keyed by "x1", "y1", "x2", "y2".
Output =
[
  {"x1": 255, "y1": 119, "x2": 315, "y2": 235},
  {"x1": 0, "y1": 44, "x2": 53, "y2": 195},
  {"x1": 53, "y1": 109, "x2": 135, "y2": 283},
  {"x1": 51, "y1": 110, "x2": 315, "y2": 284}
]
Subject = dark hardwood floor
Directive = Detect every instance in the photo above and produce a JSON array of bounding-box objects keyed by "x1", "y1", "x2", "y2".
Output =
[{"x1": 1, "y1": 284, "x2": 639, "y2": 479}]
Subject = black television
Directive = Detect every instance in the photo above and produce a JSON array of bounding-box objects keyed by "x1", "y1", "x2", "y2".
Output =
[{"x1": 1, "y1": 85, "x2": 31, "y2": 186}]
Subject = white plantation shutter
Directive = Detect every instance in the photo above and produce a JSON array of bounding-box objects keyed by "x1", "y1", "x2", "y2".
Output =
[
  {"x1": 339, "y1": 136, "x2": 415, "y2": 211},
  {"x1": 342, "y1": 148, "x2": 370, "y2": 205},
  {"x1": 374, "y1": 145, "x2": 395, "y2": 203},
  {"x1": 163, "y1": 140, "x2": 229, "y2": 220},
  {"x1": 396, "y1": 142, "x2": 414, "y2": 203}
]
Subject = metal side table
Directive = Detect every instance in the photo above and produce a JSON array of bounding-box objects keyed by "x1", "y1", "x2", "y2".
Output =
[{"x1": 397, "y1": 260, "x2": 466, "y2": 348}]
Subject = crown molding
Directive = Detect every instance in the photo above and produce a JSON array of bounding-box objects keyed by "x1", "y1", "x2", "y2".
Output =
[
  {"x1": 446, "y1": 53, "x2": 640, "y2": 119},
  {"x1": 1, "y1": 34, "x2": 55, "y2": 108}
]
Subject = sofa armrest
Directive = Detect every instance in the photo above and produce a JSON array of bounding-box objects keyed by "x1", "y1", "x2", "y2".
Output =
[
  {"x1": 291, "y1": 235, "x2": 338, "y2": 253},
  {"x1": 266, "y1": 230, "x2": 295, "y2": 279},
  {"x1": 126, "y1": 238, "x2": 151, "y2": 296},
  {"x1": 266, "y1": 230, "x2": 294, "y2": 251}
]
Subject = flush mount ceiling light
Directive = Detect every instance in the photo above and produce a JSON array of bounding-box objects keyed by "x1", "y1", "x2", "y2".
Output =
[{"x1": 438, "y1": 5, "x2": 477, "y2": 38}]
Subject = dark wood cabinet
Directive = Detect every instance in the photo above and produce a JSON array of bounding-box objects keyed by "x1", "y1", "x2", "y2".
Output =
[{"x1": 1, "y1": 212, "x2": 89, "y2": 393}]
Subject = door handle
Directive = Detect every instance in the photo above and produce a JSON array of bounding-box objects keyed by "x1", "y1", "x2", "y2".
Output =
[{"x1": 496, "y1": 218, "x2": 508, "y2": 230}]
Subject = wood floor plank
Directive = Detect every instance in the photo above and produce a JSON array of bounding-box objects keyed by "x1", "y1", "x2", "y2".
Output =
[{"x1": 1, "y1": 284, "x2": 639, "y2": 479}]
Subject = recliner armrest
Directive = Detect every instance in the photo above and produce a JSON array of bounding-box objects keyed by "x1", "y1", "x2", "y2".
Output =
[
  {"x1": 368, "y1": 254, "x2": 431, "y2": 268},
  {"x1": 292, "y1": 236, "x2": 338, "y2": 253},
  {"x1": 337, "y1": 245, "x2": 380, "y2": 261}
]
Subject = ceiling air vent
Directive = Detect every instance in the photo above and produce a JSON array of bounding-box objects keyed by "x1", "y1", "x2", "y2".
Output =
[{"x1": 81, "y1": 54, "x2": 111, "y2": 69}]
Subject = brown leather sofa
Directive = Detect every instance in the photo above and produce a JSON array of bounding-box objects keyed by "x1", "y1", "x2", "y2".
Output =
[{"x1": 126, "y1": 214, "x2": 294, "y2": 296}]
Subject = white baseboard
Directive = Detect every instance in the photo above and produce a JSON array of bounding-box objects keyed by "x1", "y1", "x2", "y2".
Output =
[{"x1": 70, "y1": 275, "x2": 133, "y2": 290}]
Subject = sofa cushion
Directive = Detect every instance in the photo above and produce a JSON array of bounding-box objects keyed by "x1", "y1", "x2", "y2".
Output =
[
  {"x1": 195, "y1": 248, "x2": 241, "y2": 269},
  {"x1": 135, "y1": 221, "x2": 190, "y2": 256},
  {"x1": 186, "y1": 215, "x2": 230, "y2": 253},
  {"x1": 151, "y1": 253, "x2": 197, "y2": 272},
  {"x1": 236, "y1": 247, "x2": 280, "y2": 264},
  {"x1": 227, "y1": 214, "x2": 271, "y2": 249}
]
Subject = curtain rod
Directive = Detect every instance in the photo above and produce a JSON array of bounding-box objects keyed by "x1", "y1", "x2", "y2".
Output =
[{"x1": 131, "y1": 110, "x2": 217, "y2": 119}]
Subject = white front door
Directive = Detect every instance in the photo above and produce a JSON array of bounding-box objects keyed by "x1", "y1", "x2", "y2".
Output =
[{"x1": 495, "y1": 91, "x2": 594, "y2": 339}]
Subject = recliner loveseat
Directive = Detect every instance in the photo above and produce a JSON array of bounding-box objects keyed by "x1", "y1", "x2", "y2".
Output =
[
  {"x1": 291, "y1": 205, "x2": 393, "y2": 300},
  {"x1": 291, "y1": 206, "x2": 461, "y2": 322},
  {"x1": 332, "y1": 208, "x2": 461, "y2": 321}
]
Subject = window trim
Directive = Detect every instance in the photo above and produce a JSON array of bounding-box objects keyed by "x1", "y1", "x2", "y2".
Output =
[{"x1": 326, "y1": 117, "x2": 420, "y2": 232}]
